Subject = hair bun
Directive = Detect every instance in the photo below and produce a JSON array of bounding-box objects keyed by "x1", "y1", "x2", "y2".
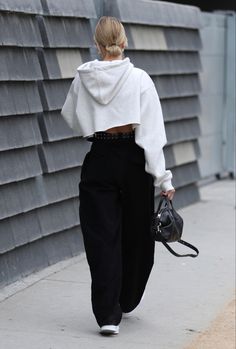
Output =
[
  {"x1": 105, "y1": 44, "x2": 117, "y2": 49},
  {"x1": 94, "y1": 16, "x2": 128, "y2": 57},
  {"x1": 105, "y1": 44, "x2": 123, "y2": 56}
]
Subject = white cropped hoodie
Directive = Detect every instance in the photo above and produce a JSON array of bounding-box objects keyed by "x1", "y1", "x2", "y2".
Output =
[{"x1": 61, "y1": 57, "x2": 174, "y2": 191}]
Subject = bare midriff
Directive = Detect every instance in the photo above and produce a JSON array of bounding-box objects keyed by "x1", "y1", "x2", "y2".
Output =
[{"x1": 105, "y1": 124, "x2": 133, "y2": 134}]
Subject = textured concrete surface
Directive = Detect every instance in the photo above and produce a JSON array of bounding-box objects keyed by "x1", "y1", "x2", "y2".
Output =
[
  {"x1": 184, "y1": 297, "x2": 235, "y2": 349},
  {"x1": 0, "y1": 179, "x2": 235, "y2": 349}
]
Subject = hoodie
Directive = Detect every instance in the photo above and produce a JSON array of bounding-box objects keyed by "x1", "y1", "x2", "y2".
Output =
[{"x1": 61, "y1": 57, "x2": 173, "y2": 191}]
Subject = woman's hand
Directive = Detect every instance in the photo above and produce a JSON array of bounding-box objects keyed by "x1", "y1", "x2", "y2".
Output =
[{"x1": 161, "y1": 189, "x2": 175, "y2": 201}]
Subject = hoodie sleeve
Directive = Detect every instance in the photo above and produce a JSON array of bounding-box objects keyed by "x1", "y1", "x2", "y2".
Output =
[
  {"x1": 134, "y1": 76, "x2": 174, "y2": 192},
  {"x1": 61, "y1": 74, "x2": 83, "y2": 136}
]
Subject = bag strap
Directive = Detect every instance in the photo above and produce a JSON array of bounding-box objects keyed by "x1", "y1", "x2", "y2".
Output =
[
  {"x1": 162, "y1": 239, "x2": 199, "y2": 258},
  {"x1": 154, "y1": 196, "x2": 173, "y2": 216},
  {"x1": 154, "y1": 196, "x2": 166, "y2": 216}
]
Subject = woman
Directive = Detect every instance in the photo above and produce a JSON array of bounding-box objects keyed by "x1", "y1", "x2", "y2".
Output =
[{"x1": 61, "y1": 16, "x2": 175, "y2": 336}]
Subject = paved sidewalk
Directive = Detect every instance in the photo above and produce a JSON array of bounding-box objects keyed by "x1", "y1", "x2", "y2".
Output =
[
  {"x1": 0, "y1": 179, "x2": 235, "y2": 349},
  {"x1": 184, "y1": 297, "x2": 235, "y2": 349}
]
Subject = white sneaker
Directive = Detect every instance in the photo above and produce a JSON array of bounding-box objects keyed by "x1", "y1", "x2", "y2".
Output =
[{"x1": 100, "y1": 325, "x2": 119, "y2": 335}]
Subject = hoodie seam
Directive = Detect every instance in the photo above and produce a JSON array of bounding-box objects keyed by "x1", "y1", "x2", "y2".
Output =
[
  {"x1": 96, "y1": 68, "x2": 103, "y2": 104},
  {"x1": 77, "y1": 58, "x2": 131, "y2": 73}
]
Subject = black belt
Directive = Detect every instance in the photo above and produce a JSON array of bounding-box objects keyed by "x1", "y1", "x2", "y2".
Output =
[{"x1": 87, "y1": 130, "x2": 135, "y2": 142}]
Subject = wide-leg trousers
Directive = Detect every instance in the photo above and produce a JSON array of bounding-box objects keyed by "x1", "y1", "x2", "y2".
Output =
[{"x1": 78, "y1": 136, "x2": 155, "y2": 327}]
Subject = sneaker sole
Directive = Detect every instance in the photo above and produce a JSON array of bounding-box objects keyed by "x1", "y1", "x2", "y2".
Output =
[{"x1": 100, "y1": 325, "x2": 119, "y2": 335}]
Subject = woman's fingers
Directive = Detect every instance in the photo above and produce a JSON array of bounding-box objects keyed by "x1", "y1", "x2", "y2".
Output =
[{"x1": 161, "y1": 189, "x2": 175, "y2": 200}]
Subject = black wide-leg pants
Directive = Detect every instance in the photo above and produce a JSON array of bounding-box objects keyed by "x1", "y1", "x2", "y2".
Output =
[{"x1": 78, "y1": 136, "x2": 155, "y2": 327}]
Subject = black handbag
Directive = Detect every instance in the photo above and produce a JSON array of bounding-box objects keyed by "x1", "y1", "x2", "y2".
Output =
[{"x1": 150, "y1": 196, "x2": 199, "y2": 258}]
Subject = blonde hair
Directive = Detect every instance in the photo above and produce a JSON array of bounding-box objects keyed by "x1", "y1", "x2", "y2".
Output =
[{"x1": 94, "y1": 16, "x2": 128, "y2": 57}]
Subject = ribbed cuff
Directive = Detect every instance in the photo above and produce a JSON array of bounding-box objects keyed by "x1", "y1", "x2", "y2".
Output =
[{"x1": 159, "y1": 179, "x2": 175, "y2": 192}]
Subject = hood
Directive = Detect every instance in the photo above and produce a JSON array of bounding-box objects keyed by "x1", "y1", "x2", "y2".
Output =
[{"x1": 77, "y1": 57, "x2": 133, "y2": 105}]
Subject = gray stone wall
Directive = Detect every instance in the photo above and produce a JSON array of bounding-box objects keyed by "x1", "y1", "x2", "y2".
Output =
[
  {"x1": 198, "y1": 11, "x2": 235, "y2": 179},
  {"x1": 0, "y1": 0, "x2": 203, "y2": 287},
  {"x1": 0, "y1": 0, "x2": 96, "y2": 287}
]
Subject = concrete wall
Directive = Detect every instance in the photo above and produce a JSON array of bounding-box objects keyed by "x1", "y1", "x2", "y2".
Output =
[
  {"x1": 0, "y1": 0, "x2": 203, "y2": 287},
  {"x1": 0, "y1": 0, "x2": 96, "y2": 287},
  {"x1": 198, "y1": 11, "x2": 235, "y2": 178}
]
